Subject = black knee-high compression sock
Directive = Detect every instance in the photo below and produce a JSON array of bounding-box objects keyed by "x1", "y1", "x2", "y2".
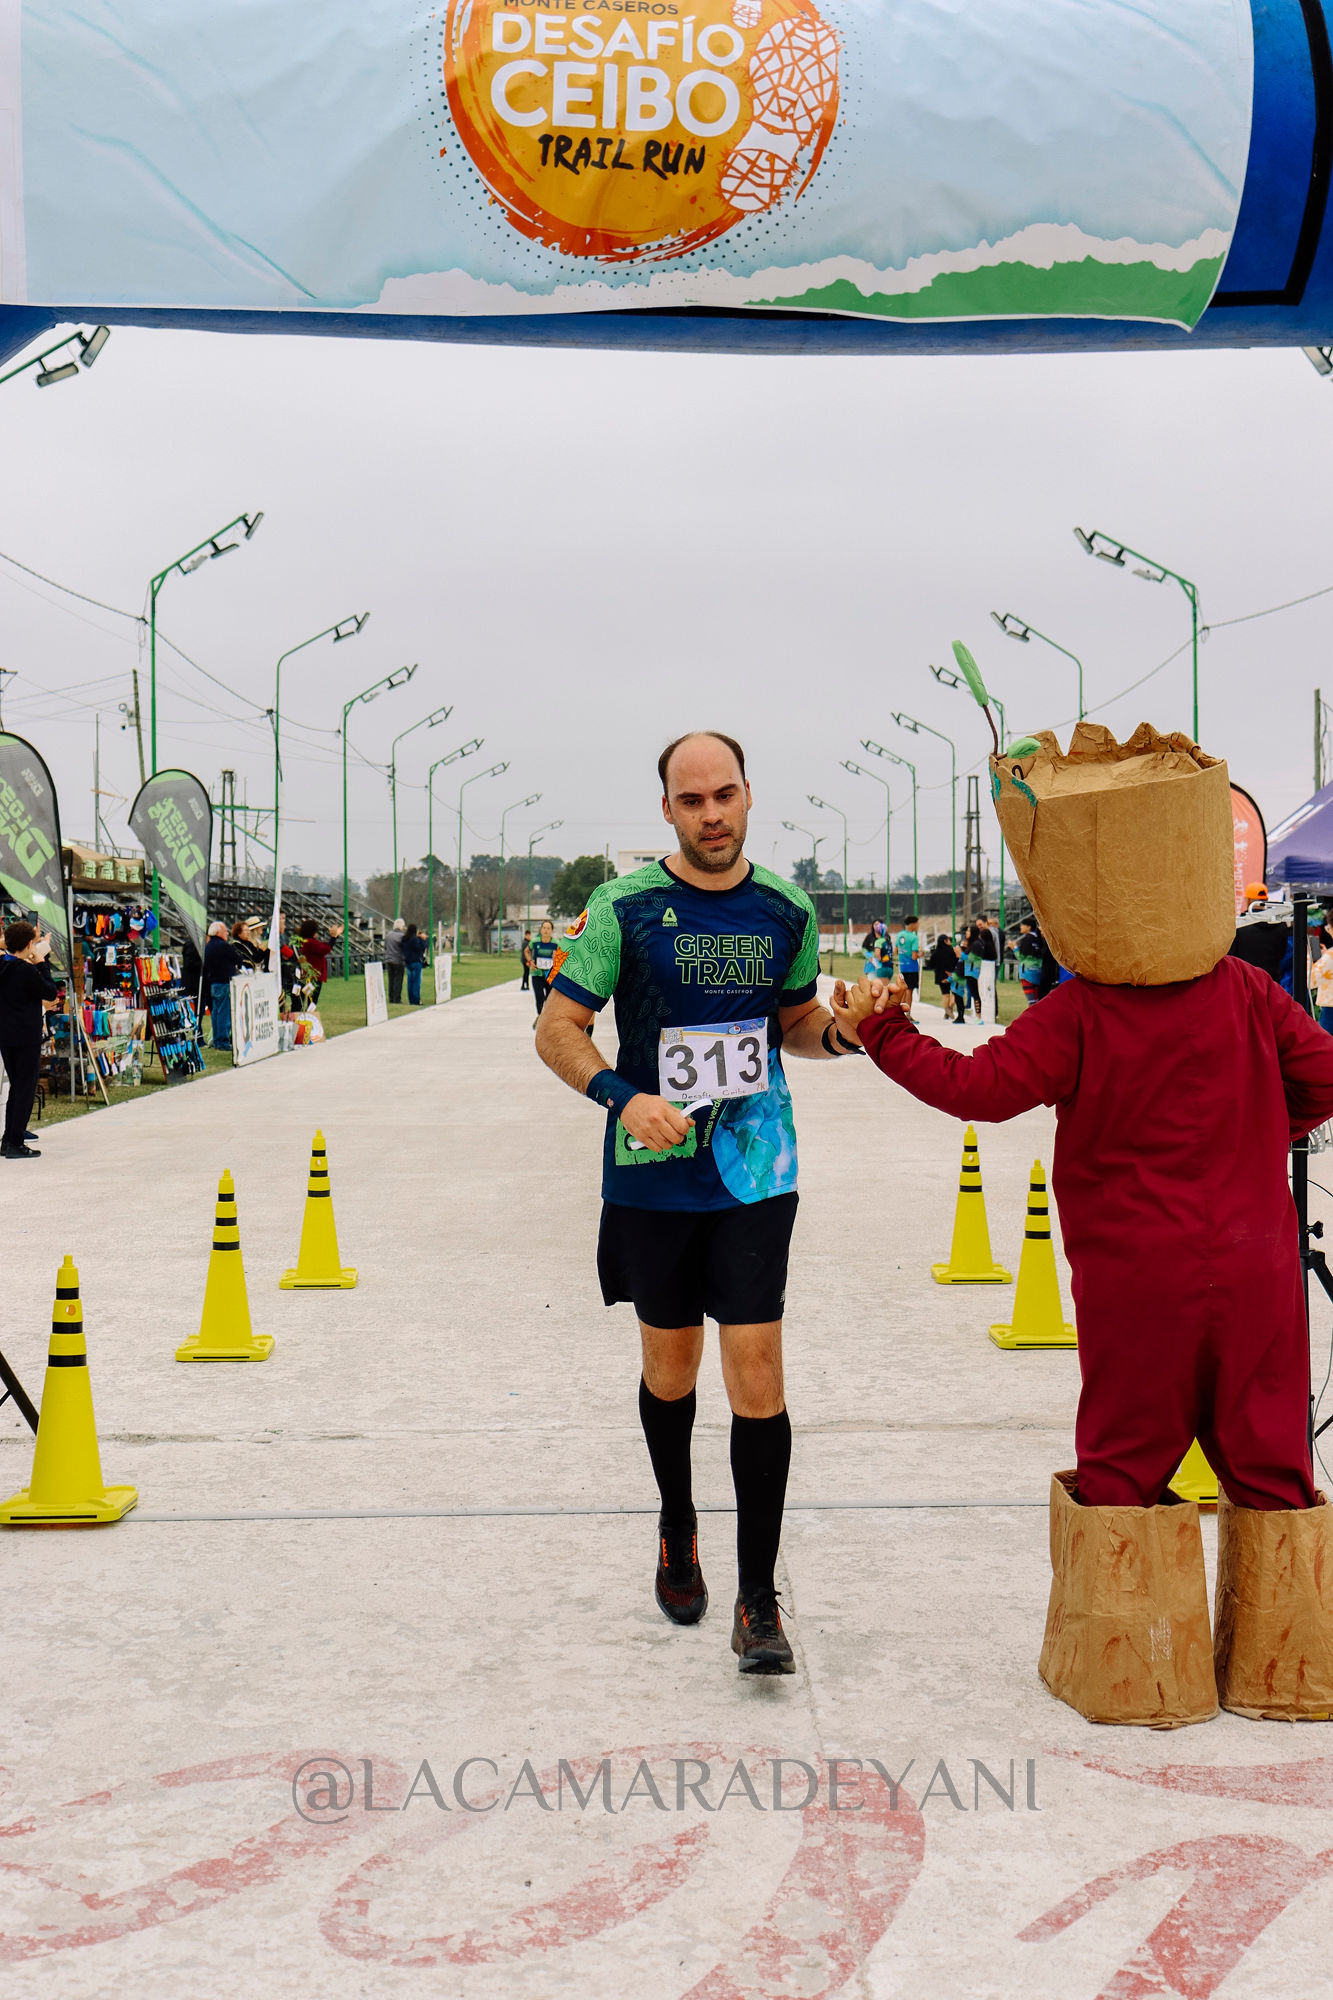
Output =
[
  {"x1": 638, "y1": 1379, "x2": 697, "y2": 1527},
  {"x1": 730, "y1": 1410, "x2": 792, "y2": 1596}
]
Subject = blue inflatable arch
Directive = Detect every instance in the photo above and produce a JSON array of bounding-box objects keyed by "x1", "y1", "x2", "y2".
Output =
[{"x1": 0, "y1": 0, "x2": 1330, "y2": 366}]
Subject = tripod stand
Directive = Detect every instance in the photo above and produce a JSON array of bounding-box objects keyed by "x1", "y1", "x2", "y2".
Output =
[{"x1": 1290, "y1": 892, "x2": 1333, "y2": 1456}]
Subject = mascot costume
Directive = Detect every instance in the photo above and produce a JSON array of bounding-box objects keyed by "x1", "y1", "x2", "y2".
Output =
[{"x1": 835, "y1": 721, "x2": 1333, "y2": 1728}]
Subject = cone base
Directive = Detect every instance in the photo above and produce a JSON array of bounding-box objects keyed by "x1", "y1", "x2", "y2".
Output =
[
  {"x1": 0, "y1": 1482, "x2": 138, "y2": 1526},
  {"x1": 932, "y1": 1263, "x2": 1011, "y2": 1285},
  {"x1": 175, "y1": 1333, "x2": 274, "y2": 1362},
  {"x1": 279, "y1": 1266, "x2": 357, "y2": 1290},
  {"x1": 1170, "y1": 1471, "x2": 1219, "y2": 1505},
  {"x1": 990, "y1": 1321, "x2": 1077, "y2": 1349}
]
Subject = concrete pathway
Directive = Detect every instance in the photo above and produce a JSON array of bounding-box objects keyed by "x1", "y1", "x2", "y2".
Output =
[{"x1": 2, "y1": 982, "x2": 1332, "y2": 1998}]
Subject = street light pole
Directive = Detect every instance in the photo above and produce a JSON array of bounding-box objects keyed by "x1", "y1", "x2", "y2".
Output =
[
  {"x1": 427, "y1": 740, "x2": 483, "y2": 964},
  {"x1": 1074, "y1": 528, "x2": 1200, "y2": 738},
  {"x1": 840, "y1": 760, "x2": 891, "y2": 929},
  {"x1": 895, "y1": 708, "x2": 958, "y2": 935},
  {"x1": 455, "y1": 763, "x2": 509, "y2": 961},
  {"x1": 498, "y1": 792, "x2": 541, "y2": 957},
  {"x1": 930, "y1": 669, "x2": 1008, "y2": 954},
  {"x1": 808, "y1": 795, "x2": 849, "y2": 955},
  {"x1": 781, "y1": 820, "x2": 824, "y2": 880},
  {"x1": 146, "y1": 509, "x2": 262, "y2": 920},
  {"x1": 861, "y1": 743, "x2": 918, "y2": 923},
  {"x1": 989, "y1": 613, "x2": 1085, "y2": 721},
  {"x1": 390, "y1": 704, "x2": 452, "y2": 916},
  {"x1": 527, "y1": 820, "x2": 563, "y2": 930},
  {"x1": 0, "y1": 324, "x2": 110, "y2": 390},
  {"x1": 340, "y1": 664, "x2": 417, "y2": 979},
  {"x1": 273, "y1": 612, "x2": 369, "y2": 872},
  {"x1": 149, "y1": 513, "x2": 264, "y2": 784}
]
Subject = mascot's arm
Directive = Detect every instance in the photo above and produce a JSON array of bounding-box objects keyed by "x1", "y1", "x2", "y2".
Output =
[
  {"x1": 858, "y1": 988, "x2": 1081, "y2": 1122},
  {"x1": 1263, "y1": 978, "x2": 1333, "y2": 1139}
]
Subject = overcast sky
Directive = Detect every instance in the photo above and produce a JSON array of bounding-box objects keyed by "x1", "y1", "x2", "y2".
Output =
[{"x1": 1, "y1": 326, "x2": 1330, "y2": 893}]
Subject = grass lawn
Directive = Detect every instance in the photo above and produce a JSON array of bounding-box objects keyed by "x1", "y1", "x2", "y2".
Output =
[{"x1": 31, "y1": 955, "x2": 525, "y2": 1129}]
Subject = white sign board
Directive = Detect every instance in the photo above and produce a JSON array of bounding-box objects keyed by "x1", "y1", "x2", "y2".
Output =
[
  {"x1": 435, "y1": 952, "x2": 452, "y2": 1004},
  {"x1": 365, "y1": 961, "x2": 389, "y2": 1027},
  {"x1": 231, "y1": 971, "x2": 281, "y2": 1067}
]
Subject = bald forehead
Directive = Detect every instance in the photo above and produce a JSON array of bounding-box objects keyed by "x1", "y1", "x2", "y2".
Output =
[{"x1": 663, "y1": 734, "x2": 745, "y2": 797}]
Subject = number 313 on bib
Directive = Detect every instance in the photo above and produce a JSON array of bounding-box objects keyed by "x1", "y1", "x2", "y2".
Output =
[{"x1": 658, "y1": 1019, "x2": 769, "y2": 1101}]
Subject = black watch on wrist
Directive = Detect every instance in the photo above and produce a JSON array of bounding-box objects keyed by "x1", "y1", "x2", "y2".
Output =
[{"x1": 833, "y1": 1025, "x2": 864, "y2": 1054}]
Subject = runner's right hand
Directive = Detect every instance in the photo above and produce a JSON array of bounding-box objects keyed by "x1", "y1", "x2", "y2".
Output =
[{"x1": 620, "y1": 1094, "x2": 693, "y2": 1152}]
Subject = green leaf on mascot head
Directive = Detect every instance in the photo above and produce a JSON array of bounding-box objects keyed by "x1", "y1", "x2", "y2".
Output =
[
  {"x1": 1005, "y1": 736, "x2": 1042, "y2": 759},
  {"x1": 951, "y1": 641, "x2": 991, "y2": 709}
]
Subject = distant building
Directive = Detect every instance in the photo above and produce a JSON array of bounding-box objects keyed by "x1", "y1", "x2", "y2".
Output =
[{"x1": 617, "y1": 847, "x2": 668, "y2": 877}]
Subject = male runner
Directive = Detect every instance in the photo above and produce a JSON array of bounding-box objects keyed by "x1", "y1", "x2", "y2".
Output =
[{"x1": 535, "y1": 731, "x2": 862, "y2": 1674}]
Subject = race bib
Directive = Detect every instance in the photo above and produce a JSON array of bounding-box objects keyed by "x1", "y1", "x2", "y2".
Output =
[{"x1": 658, "y1": 1020, "x2": 768, "y2": 1102}]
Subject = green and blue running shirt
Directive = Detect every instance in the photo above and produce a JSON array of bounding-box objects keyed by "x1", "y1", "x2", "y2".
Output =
[{"x1": 550, "y1": 860, "x2": 819, "y2": 1212}]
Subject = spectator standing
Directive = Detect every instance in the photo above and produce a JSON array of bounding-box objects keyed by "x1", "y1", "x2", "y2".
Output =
[
  {"x1": 297, "y1": 917, "x2": 344, "y2": 1007},
  {"x1": 962, "y1": 924, "x2": 983, "y2": 1019},
  {"x1": 949, "y1": 951, "x2": 970, "y2": 1024},
  {"x1": 231, "y1": 918, "x2": 264, "y2": 970},
  {"x1": 1313, "y1": 935, "x2": 1333, "y2": 1031},
  {"x1": 894, "y1": 920, "x2": 920, "y2": 1017},
  {"x1": 0, "y1": 921, "x2": 58, "y2": 1158},
  {"x1": 401, "y1": 922, "x2": 427, "y2": 1005},
  {"x1": 384, "y1": 917, "x2": 407, "y2": 1004},
  {"x1": 1016, "y1": 918, "x2": 1045, "y2": 1006},
  {"x1": 521, "y1": 930, "x2": 533, "y2": 992},
  {"x1": 927, "y1": 931, "x2": 958, "y2": 1016},
  {"x1": 530, "y1": 918, "x2": 557, "y2": 1023},
  {"x1": 203, "y1": 920, "x2": 242, "y2": 1051}
]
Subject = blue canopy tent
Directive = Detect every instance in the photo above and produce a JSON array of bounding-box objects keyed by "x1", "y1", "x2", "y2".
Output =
[{"x1": 1269, "y1": 782, "x2": 1333, "y2": 887}]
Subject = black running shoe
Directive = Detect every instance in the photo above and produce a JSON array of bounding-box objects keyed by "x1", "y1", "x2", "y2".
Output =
[
  {"x1": 1, "y1": 1143, "x2": 40, "y2": 1159},
  {"x1": 731, "y1": 1588, "x2": 795, "y2": 1674},
  {"x1": 654, "y1": 1513, "x2": 708, "y2": 1625}
]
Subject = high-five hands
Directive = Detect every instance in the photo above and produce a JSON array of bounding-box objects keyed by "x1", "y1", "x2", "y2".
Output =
[{"x1": 830, "y1": 972, "x2": 911, "y2": 1047}]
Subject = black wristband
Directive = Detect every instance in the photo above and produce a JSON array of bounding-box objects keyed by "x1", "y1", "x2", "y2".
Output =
[
  {"x1": 832, "y1": 1024, "x2": 865, "y2": 1054},
  {"x1": 587, "y1": 1068, "x2": 638, "y2": 1116}
]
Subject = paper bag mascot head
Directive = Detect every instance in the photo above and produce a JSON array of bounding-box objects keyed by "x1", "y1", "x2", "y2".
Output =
[{"x1": 991, "y1": 723, "x2": 1235, "y2": 986}]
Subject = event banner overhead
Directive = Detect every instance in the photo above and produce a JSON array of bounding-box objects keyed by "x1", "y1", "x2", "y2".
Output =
[
  {"x1": 0, "y1": 731, "x2": 69, "y2": 964},
  {"x1": 0, "y1": 1, "x2": 1252, "y2": 328},
  {"x1": 128, "y1": 771, "x2": 212, "y2": 956}
]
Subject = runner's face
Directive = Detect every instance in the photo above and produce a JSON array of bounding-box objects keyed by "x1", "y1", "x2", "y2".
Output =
[{"x1": 662, "y1": 740, "x2": 750, "y2": 874}]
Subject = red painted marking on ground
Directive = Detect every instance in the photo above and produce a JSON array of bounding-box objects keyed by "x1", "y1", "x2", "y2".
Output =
[
  {"x1": 1021, "y1": 1834, "x2": 1333, "y2": 2000},
  {"x1": 0, "y1": 1752, "x2": 406, "y2": 1962},
  {"x1": 318, "y1": 1746, "x2": 925, "y2": 1995},
  {"x1": 323, "y1": 1820, "x2": 710, "y2": 1966},
  {"x1": 1059, "y1": 1749, "x2": 1333, "y2": 1809}
]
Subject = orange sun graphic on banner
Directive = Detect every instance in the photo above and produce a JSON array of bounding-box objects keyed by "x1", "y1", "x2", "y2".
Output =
[{"x1": 443, "y1": 0, "x2": 839, "y2": 261}]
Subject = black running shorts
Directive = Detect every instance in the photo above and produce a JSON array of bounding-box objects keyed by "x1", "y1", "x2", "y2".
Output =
[{"x1": 597, "y1": 1192, "x2": 799, "y2": 1327}]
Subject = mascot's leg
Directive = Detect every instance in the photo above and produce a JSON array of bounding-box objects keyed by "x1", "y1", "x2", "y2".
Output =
[
  {"x1": 1213, "y1": 1489, "x2": 1333, "y2": 1720},
  {"x1": 1039, "y1": 1471, "x2": 1218, "y2": 1728}
]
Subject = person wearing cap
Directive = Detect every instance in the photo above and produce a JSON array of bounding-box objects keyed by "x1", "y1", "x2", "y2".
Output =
[
  {"x1": 384, "y1": 917, "x2": 408, "y2": 1004},
  {"x1": 230, "y1": 918, "x2": 265, "y2": 971}
]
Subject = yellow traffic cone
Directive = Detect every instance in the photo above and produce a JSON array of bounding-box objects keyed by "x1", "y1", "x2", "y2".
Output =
[
  {"x1": 931, "y1": 1125, "x2": 1012, "y2": 1284},
  {"x1": 0, "y1": 1258, "x2": 137, "y2": 1525},
  {"x1": 279, "y1": 1130, "x2": 357, "y2": 1290},
  {"x1": 1170, "y1": 1439, "x2": 1219, "y2": 1505},
  {"x1": 176, "y1": 1172, "x2": 273, "y2": 1361},
  {"x1": 990, "y1": 1162, "x2": 1077, "y2": 1348}
]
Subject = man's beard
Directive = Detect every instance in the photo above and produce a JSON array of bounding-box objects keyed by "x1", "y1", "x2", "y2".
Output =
[{"x1": 676, "y1": 821, "x2": 746, "y2": 873}]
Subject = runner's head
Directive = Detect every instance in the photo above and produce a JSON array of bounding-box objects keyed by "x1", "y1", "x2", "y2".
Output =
[
  {"x1": 658, "y1": 731, "x2": 750, "y2": 875},
  {"x1": 540, "y1": 919, "x2": 553, "y2": 940}
]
